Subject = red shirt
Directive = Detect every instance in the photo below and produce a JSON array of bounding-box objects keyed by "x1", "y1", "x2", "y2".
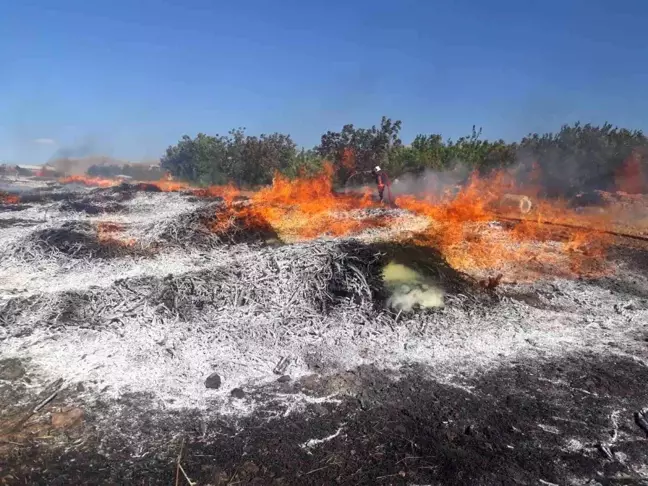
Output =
[{"x1": 374, "y1": 170, "x2": 391, "y2": 187}]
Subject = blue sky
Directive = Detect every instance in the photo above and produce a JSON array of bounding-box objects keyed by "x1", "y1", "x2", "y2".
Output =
[{"x1": 1, "y1": 0, "x2": 647, "y2": 163}]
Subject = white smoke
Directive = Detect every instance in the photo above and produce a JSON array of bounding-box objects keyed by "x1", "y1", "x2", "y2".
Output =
[{"x1": 382, "y1": 261, "x2": 444, "y2": 312}]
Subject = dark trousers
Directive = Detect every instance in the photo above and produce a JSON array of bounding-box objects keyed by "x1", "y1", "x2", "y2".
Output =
[{"x1": 378, "y1": 185, "x2": 393, "y2": 204}]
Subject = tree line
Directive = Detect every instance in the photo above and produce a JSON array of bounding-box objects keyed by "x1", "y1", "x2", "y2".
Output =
[
  {"x1": 158, "y1": 117, "x2": 647, "y2": 196},
  {"x1": 87, "y1": 163, "x2": 164, "y2": 181}
]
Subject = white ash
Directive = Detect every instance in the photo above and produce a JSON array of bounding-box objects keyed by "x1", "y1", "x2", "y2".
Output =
[
  {"x1": 1, "y1": 184, "x2": 648, "y2": 423},
  {"x1": 3, "y1": 272, "x2": 647, "y2": 415}
]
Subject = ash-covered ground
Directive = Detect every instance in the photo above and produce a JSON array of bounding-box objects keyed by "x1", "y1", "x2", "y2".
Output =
[{"x1": 1, "y1": 180, "x2": 648, "y2": 485}]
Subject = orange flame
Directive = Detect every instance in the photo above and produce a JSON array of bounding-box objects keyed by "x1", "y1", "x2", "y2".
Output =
[
  {"x1": 193, "y1": 183, "x2": 241, "y2": 205},
  {"x1": 59, "y1": 175, "x2": 119, "y2": 188},
  {"x1": 191, "y1": 163, "x2": 624, "y2": 281},
  {"x1": 394, "y1": 169, "x2": 615, "y2": 280},
  {"x1": 152, "y1": 180, "x2": 192, "y2": 192},
  {"x1": 58, "y1": 163, "x2": 641, "y2": 282},
  {"x1": 248, "y1": 162, "x2": 381, "y2": 239},
  {"x1": 199, "y1": 163, "x2": 385, "y2": 241},
  {"x1": 0, "y1": 192, "x2": 20, "y2": 204}
]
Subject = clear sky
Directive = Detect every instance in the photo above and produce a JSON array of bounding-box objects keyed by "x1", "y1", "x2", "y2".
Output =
[{"x1": 1, "y1": 0, "x2": 647, "y2": 164}]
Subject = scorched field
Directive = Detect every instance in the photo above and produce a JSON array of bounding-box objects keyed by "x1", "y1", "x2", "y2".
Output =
[{"x1": 1, "y1": 168, "x2": 648, "y2": 485}]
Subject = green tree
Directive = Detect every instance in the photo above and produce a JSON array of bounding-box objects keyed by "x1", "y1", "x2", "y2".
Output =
[
  {"x1": 389, "y1": 134, "x2": 447, "y2": 176},
  {"x1": 161, "y1": 133, "x2": 227, "y2": 183},
  {"x1": 518, "y1": 122, "x2": 647, "y2": 196},
  {"x1": 316, "y1": 116, "x2": 403, "y2": 183},
  {"x1": 159, "y1": 120, "x2": 648, "y2": 196},
  {"x1": 161, "y1": 130, "x2": 299, "y2": 186},
  {"x1": 280, "y1": 149, "x2": 324, "y2": 178},
  {"x1": 238, "y1": 133, "x2": 297, "y2": 186}
]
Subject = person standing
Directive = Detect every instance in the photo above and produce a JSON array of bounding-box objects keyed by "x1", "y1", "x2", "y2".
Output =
[{"x1": 372, "y1": 166, "x2": 393, "y2": 204}]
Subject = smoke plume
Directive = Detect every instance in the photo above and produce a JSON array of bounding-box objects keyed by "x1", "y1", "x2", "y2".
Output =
[{"x1": 48, "y1": 137, "x2": 122, "y2": 175}]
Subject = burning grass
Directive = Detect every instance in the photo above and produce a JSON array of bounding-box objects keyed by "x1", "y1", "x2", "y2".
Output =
[
  {"x1": 171, "y1": 165, "x2": 621, "y2": 282},
  {"x1": 159, "y1": 202, "x2": 279, "y2": 248},
  {"x1": 249, "y1": 164, "x2": 379, "y2": 239},
  {"x1": 5, "y1": 159, "x2": 648, "y2": 484},
  {"x1": 157, "y1": 169, "x2": 387, "y2": 248},
  {"x1": 0, "y1": 192, "x2": 20, "y2": 204},
  {"x1": 4, "y1": 174, "x2": 648, "y2": 485},
  {"x1": 58, "y1": 175, "x2": 120, "y2": 188},
  {"x1": 337, "y1": 170, "x2": 626, "y2": 281},
  {"x1": 53, "y1": 162, "x2": 648, "y2": 283}
]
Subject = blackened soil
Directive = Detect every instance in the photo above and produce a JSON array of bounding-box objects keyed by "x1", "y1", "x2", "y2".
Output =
[
  {"x1": 29, "y1": 221, "x2": 145, "y2": 260},
  {"x1": 18, "y1": 192, "x2": 77, "y2": 204},
  {"x1": 3, "y1": 352, "x2": 648, "y2": 485},
  {"x1": 59, "y1": 200, "x2": 126, "y2": 215},
  {"x1": 0, "y1": 218, "x2": 39, "y2": 229},
  {"x1": 0, "y1": 204, "x2": 32, "y2": 212}
]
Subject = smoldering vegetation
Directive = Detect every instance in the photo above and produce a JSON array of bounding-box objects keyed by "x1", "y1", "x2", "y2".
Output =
[
  {"x1": 157, "y1": 201, "x2": 279, "y2": 248},
  {"x1": 17, "y1": 221, "x2": 143, "y2": 261},
  {"x1": 59, "y1": 200, "x2": 126, "y2": 215}
]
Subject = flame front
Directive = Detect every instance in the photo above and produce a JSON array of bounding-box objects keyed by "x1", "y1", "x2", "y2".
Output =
[
  {"x1": 203, "y1": 163, "x2": 383, "y2": 240},
  {"x1": 58, "y1": 163, "x2": 647, "y2": 282},
  {"x1": 249, "y1": 163, "x2": 379, "y2": 239},
  {"x1": 395, "y1": 170, "x2": 615, "y2": 280}
]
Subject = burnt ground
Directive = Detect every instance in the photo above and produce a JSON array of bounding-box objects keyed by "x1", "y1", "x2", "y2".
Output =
[
  {"x1": 2, "y1": 183, "x2": 648, "y2": 485},
  {"x1": 3, "y1": 352, "x2": 648, "y2": 485}
]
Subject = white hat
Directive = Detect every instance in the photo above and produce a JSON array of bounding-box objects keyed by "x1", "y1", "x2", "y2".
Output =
[{"x1": 374, "y1": 166, "x2": 381, "y2": 172}]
